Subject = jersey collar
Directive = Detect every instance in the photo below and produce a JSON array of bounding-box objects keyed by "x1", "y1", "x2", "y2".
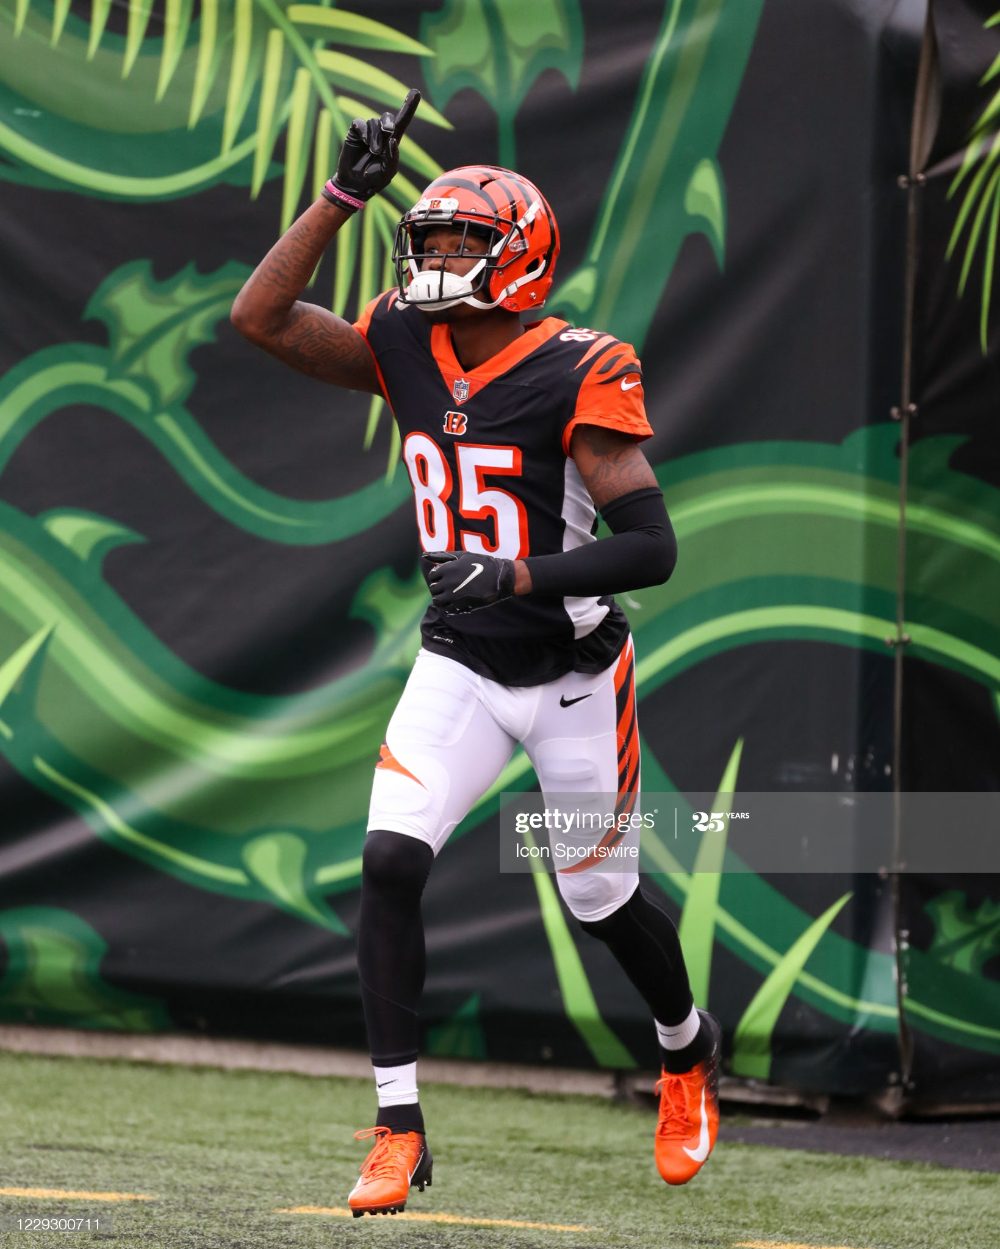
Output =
[{"x1": 431, "y1": 316, "x2": 566, "y2": 405}]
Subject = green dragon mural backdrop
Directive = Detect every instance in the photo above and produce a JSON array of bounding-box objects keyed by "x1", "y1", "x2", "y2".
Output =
[{"x1": 0, "y1": 0, "x2": 996, "y2": 1102}]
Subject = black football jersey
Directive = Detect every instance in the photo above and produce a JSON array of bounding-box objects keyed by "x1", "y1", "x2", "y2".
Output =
[{"x1": 354, "y1": 290, "x2": 653, "y2": 686}]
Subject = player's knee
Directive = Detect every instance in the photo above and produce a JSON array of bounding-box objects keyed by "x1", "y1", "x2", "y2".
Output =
[
  {"x1": 577, "y1": 879, "x2": 646, "y2": 937},
  {"x1": 556, "y1": 869, "x2": 637, "y2": 923},
  {"x1": 362, "y1": 829, "x2": 434, "y2": 897},
  {"x1": 578, "y1": 907, "x2": 619, "y2": 940}
]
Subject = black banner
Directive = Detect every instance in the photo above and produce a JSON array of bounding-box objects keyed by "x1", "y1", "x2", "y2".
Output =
[{"x1": 0, "y1": 0, "x2": 996, "y2": 1101}]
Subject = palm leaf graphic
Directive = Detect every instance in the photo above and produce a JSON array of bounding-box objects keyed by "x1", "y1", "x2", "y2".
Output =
[
  {"x1": 7, "y1": 0, "x2": 447, "y2": 295},
  {"x1": 677, "y1": 736, "x2": 744, "y2": 1008},
  {"x1": 731, "y1": 891, "x2": 852, "y2": 1080},
  {"x1": 947, "y1": 8, "x2": 1000, "y2": 352},
  {"x1": 7, "y1": 0, "x2": 449, "y2": 473}
]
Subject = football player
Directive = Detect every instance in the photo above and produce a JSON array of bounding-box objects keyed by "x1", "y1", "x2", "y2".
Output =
[{"x1": 232, "y1": 90, "x2": 721, "y2": 1216}]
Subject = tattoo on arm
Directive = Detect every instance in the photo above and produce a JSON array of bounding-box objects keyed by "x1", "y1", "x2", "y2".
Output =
[
  {"x1": 231, "y1": 197, "x2": 381, "y2": 394},
  {"x1": 260, "y1": 302, "x2": 381, "y2": 391},
  {"x1": 570, "y1": 424, "x2": 658, "y2": 510}
]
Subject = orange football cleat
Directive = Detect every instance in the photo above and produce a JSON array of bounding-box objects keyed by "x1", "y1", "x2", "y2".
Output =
[
  {"x1": 348, "y1": 1125, "x2": 433, "y2": 1217},
  {"x1": 654, "y1": 1011, "x2": 722, "y2": 1185}
]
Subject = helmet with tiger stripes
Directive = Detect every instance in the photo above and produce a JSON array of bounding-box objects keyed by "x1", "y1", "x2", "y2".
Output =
[{"x1": 392, "y1": 165, "x2": 560, "y2": 313}]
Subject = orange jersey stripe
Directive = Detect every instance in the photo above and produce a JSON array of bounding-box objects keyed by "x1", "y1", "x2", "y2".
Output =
[
  {"x1": 562, "y1": 338, "x2": 651, "y2": 454},
  {"x1": 572, "y1": 333, "x2": 617, "y2": 369}
]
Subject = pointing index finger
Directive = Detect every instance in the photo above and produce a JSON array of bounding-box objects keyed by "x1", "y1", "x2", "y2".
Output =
[{"x1": 392, "y1": 89, "x2": 421, "y2": 140}]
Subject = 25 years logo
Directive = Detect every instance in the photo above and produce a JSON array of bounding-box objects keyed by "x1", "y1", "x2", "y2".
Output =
[
  {"x1": 692, "y1": 811, "x2": 749, "y2": 832},
  {"x1": 692, "y1": 811, "x2": 727, "y2": 832}
]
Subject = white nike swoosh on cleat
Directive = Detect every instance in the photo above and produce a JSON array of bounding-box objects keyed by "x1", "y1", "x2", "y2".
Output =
[
  {"x1": 682, "y1": 1087, "x2": 711, "y2": 1162},
  {"x1": 454, "y1": 563, "x2": 484, "y2": 592},
  {"x1": 621, "y1": 377, "x2": 641, "y2": 391}
]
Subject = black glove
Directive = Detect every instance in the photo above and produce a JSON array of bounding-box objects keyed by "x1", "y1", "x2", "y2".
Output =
[
  {"x1": 322, "y1": 89, "x2": 420, "y2": 212},
  {"x1": 421, "y1": 551, "x2": 517, "y2": 614}
]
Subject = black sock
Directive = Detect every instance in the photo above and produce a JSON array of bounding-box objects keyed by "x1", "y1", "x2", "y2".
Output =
[
  {"x1": 579, "y1": 885, "x2": 694, "y2": 1026},
  {"x1": 660, "y1": 1012, "x2": 714, "y2": 1074},
  {"x1": 358, "y1": 830, "x2": 435, "y2": 1067},
  {"x1": 376, "y1": 1102, "x2": 425, "y2": 1135}
]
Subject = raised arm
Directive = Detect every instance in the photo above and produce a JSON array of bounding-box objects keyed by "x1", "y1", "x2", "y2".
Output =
[
  {"x1": 230, "y1": 199, "x2": 381, "y2": 392},
  {"x1": 230, "y1": 89, "x2": 421, "y2": 393}
]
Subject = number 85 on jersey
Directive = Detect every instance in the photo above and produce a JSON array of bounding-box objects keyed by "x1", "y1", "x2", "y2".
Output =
[{"x1": 403, "y1": 432, "x2": 529, "y2": 560}]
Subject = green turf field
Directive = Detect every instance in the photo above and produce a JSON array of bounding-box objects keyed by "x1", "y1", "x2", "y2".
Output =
[{"x1": 0, "y1": 1050, "x2": 996, "y2": 1249}]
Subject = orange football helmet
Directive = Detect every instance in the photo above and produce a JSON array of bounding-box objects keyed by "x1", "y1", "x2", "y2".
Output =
[{"x1": 393, "y1": 165, "x2": 560, "y2": 313}]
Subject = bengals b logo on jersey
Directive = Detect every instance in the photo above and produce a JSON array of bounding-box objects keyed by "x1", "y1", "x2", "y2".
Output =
[{"x1": 443, "y1": 411, "x2": 468, "y2": 436}]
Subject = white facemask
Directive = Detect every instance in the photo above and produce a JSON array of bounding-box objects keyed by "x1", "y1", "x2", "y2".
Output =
[{"x1": 402, "y1": 258, "x2": 490, "y2": 310}]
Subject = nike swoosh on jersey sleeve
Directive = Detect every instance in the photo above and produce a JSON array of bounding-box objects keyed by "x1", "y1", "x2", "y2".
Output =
[{"x1": 562, "y1": 338, "x2": 652, "y2": 455}]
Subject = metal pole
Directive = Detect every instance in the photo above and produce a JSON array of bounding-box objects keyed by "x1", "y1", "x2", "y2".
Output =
[{"x1": 890, "y1": 5, "x2": 938, "y2": 1096}]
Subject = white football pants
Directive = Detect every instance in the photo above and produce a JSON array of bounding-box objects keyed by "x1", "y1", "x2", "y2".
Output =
[{"x1": 367, "y1": 638, "x2": 640, "y2": 922}]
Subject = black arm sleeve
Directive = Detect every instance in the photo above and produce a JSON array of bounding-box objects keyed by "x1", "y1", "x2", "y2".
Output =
[{"x1": 523, "y1": 486, "x2": 677, "y2": 598}]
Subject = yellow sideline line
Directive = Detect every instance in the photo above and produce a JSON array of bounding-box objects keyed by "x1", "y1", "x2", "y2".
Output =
[
  {"x1": 0, "y1": 1188, "x2": 157, "y2": 1202},
  {"x1": 275, "y1": 1205, "x2": 598, "y2": 1230},
  {"x1": 735, "y1": 1242, "x2": 870, "y2": 1249}
]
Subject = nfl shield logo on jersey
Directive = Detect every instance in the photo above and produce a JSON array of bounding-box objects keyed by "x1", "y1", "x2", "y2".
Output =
[{"x1": 452, "y1": 377, "x2": 470, "y2": 402}]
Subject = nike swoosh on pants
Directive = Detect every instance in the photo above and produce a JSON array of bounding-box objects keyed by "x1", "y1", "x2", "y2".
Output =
[{"x1": 559, "y1": 693, "x2": 593, "y2": 707}]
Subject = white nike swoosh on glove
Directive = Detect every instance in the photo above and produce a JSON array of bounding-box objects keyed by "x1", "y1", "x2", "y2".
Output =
[
  {"x1": 682, "y1": 1087, "x2": 711, "y2": 1162},
  {"x1": 454, "y1": 562, "x2": 484, "y2": 593}
]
